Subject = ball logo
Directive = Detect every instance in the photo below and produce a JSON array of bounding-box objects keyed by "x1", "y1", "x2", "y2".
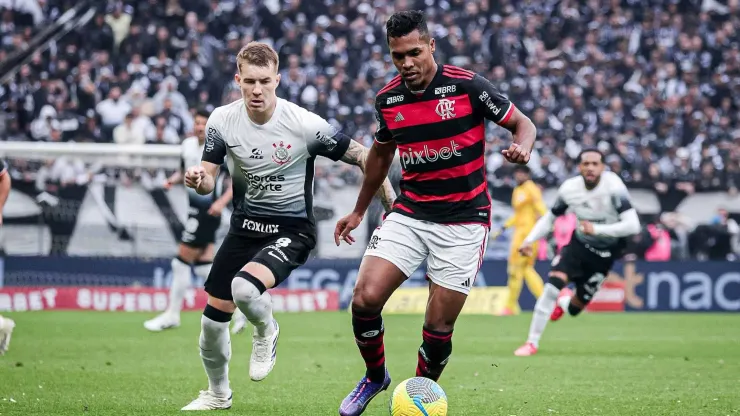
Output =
[
  {"x1": 361, "y1": 330, "x2": 380, "y2": 338},
  {"x1": 272, "y1": 141, "x2": 292, "y2": 165},
  {"x1": 435, "y1": 98, "x2": 456, "y2": 120}
]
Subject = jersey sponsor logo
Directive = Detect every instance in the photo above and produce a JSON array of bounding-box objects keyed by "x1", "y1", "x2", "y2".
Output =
[
  {"x1": 242, "y1": 218, "x2": 280, "y2": 233},
  {"x1": 478, "y1": 91, "x2": 503, "y2": 116},
  {"x1": 435, "y1": 98, "x2": 457, "y2": 120},
  {"x1": 434, "y1": 85, "x2": 456, "y2": 95},
  {"x1": 244, "y1": 171, "x2": 285, "y2": 191},
  {"x1": 315, "y1": 130, "x2": 338, "y2": 152},
  {"x1": 386, "y1": 95, "x2": 404, "y2": 105},
  {"x1": 205, "y1": 126, "x2": 218, "y2": 152},
  {"x1": 399, "y1": 139, "x2": 462, "y2": 169},
  {"x1": 271, "y1": 141, "x2": 292, "y2": 165},
  {"x1": 249, "y1": 148, "x2": 264, "y2": 159}
]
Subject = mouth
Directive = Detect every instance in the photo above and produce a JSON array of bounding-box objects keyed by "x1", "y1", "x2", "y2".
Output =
[
  {"x1": 249, "y1": 99, "x2": 264, "y2": 106},
  {"x1": 403, "y1": 72, "x2": 419, "y2": 81}
]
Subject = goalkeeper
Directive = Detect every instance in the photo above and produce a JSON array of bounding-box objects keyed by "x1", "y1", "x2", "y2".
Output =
[{"x1": 491, "y1": 166, "x2": 546, "y2": 315}]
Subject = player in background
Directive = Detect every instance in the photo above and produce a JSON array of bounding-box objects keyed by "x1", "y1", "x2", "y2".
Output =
[
  {"x1": 180, "y1": 42, "x2": 396, "y2": 411},
  {"x1": 143, "y1": 109, "x2": 240, "y2": 333},
  {"x1": 490, "y1": 165, "x2": 546, "y2": 316},
  {"x1": 334, "y1": 11, "x2": 536, "y2": 416},
  {"x1": 0, "y1": 159, "x2": 14, "y2": 355},
  {"x1": 514, "y1": 149, "x2": 641, "y2": 356}
]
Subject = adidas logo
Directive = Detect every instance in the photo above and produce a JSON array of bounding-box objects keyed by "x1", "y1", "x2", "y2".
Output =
[{"x1": 394, "y1": 112, "x2": 404, "y2": 122}]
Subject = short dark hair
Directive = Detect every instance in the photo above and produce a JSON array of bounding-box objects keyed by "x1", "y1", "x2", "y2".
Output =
[
  {"x1": 513, "y1": 165, "x2": 531, "y2": 174},
  {"x1": 386, "y1": 10, "x2": 429, "y2": 43},
  {"x1": 195, "y1": 108, "x2": 211, "y2": 119},
  {"x1": 577, "y1": 148, "x2": 605, "y2": 163}
]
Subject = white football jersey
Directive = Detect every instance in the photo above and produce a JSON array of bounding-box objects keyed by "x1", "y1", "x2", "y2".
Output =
[
  {"x1": 181, "y1": 136, "x2": 226, "y2": 211},
  {"x1": 551, "y1": 171, "x2": 634, "y2": 249},
  {"x1": 201, "y1": 98, "x2": 350, "y2": 237}
]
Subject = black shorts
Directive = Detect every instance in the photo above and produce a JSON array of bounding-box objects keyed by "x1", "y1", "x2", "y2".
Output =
[
  {"x1": 204, "y1": 231, "x2": 315, "y2": 301},
  {"x1": 180, "y1": 210, "x2": 221, "y2": 249},
  {"x1": 550, "y1": 237, "x2": 615, "y2": 304}
]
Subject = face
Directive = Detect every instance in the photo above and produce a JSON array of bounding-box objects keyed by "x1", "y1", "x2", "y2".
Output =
[
  {"x1": 194, "y1": 114, "x2": 208, "y2": 142},
  {"x1": 579, "y1": 151, "x2": 605, "y2": 187},
  {"x1": 514, "y1": 170, "x2": 529, "y2": 185},
  {"x1": 235, "y1": 63, "x2": 281, "y2": 113},
  {"x1": 388, "y1": 29, "x2": 436, "y2": 90}
]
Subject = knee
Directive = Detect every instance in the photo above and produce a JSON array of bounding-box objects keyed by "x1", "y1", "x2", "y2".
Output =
[
  {"x1": 547, "y1": 273, "x2": 567, "y2": 290},
  {"x1": 423, "y1": 321, "x2": 454, "y2": 334},
  {"x1": 231, "y1": 271, "x2": 267, "y2": 303},
  {"x1": 351, "y1": 285, "x2": 385, "y2": 315}
]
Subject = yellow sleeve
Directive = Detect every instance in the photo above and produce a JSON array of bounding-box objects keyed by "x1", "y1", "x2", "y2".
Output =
[
  {"x1": 524, "y1": 183, "x2": 547, "y2": 217},
  {"x1": 502, "y1": 215, "x2": 515, "y2": 229}
]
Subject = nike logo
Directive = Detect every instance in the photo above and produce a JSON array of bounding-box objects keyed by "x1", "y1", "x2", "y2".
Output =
[{"x1": 227, "y1": 144, "x2": 241, "y2": 148}]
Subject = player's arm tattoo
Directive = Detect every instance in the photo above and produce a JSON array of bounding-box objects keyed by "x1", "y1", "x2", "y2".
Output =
[{"x1": 340, "y1": 140, "x2": 397, "y2": 212}]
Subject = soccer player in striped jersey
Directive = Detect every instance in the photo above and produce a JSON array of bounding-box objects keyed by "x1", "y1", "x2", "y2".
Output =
[
  {"x1": 0, "y1": 159, "x2": 14, "y2": 355},
  {"x1": 334, "y1": 10, "x2": 537, "y2": 416}
]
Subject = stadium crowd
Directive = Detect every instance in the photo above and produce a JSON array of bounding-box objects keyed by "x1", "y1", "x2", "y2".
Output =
[{"x1": 0, "y1": 0, "x2": 738, "y2": 260}]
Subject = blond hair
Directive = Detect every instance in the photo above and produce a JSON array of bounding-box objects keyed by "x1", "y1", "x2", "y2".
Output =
[{"x1": 237, "y1": 42, "x2": 279, "y2": 72}]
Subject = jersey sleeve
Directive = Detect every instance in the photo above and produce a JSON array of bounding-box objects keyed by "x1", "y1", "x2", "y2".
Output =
[
  {"x1": 201, "y1": 112, "x2": 227, "y2": 165},
  {"x1": 470, "y1": 74, "x2": 514, "y2": 125},
  {"x1": 304, "y1": 111, "x2": 351, "y2": 161},
  {"x1": 550, "y1": 187, "x2": 569, "y2": 216},
  {"x1": 373, "y1": 98, "x2": 394, "y2": 144},
  {"x1": 610, "y1": 179, "x2": 634, "y2": 214}
]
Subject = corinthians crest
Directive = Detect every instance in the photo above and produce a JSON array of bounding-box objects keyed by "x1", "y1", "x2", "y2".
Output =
[{"x1": 272, "y1": 141, "x2": 292, "y2": 165}]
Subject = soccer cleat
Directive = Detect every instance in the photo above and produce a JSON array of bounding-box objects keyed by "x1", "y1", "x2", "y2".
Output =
[
  {"x1": 249, "y1": 320, "x2": 279, "y2": 381},
  {"x1": 143, "y1": 313, "x2": 180, "y2": 332},
  {"x1": 0, "y1": 318, "x2": 15, "y2": 355},
  {"x1": 338, "y1": 369, "x2": 391, "y2": 416},
  {"x1": 551, "y1": 287, "x2": 574, "y2": 322},
  {"x1": 496, "y1": 307, "x2": 516, "y2": 316},
  {"x1": 181, "y1": 390, "x2": 232, "y2": 410},
  {"x1": 514, "y1": 342, "x2": 538, "y2": 357},
  {"x1": 231, "y1": 309, "x2": 248, "y2": 335}
]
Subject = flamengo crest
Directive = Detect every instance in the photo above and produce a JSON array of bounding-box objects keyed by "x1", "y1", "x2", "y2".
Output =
[
  {"x1": 435, "y1": 98, "x2": 456, "y2": 120},
  {"x1": 272, "y1": 141, "x2": 292, "y2": 165}
]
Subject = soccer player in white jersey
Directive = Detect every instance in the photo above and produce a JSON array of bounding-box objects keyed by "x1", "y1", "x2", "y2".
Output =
[
  {"x1": 514, "y1": 149, "x2": 641, "y2": 356},
  {"x1": 143, "y1": 109, "x2": 241, "y2": 333},
  {"x1": 179, "y1": 42, "x2": 396, "y2": 411},
  {"x1": 0, "y1": 158, "x2": 13, "y2": 355}
]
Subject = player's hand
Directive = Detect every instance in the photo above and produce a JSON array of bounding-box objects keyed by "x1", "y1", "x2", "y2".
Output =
[
  {"x1": 163, "y1": 179, "x2": 173, "y2": 190},
  {"x1": 184, "y1": 166, "x2": 205, "y2": 189},
  {"x1": 208, "y1": 200, "x2": 225, "y2": 217},
  {"x1": 579, "y1": 220, "x2": 595, "y2": 235},
  {"x1": 501, "y1": 143, "x2": 531, "y2": 165},
  {"x1": 518, "y1": 244, "x2": 533, "y2": 257},
  {"x1": 334, "y1": 212, "x2": 363, "y2": 246}
]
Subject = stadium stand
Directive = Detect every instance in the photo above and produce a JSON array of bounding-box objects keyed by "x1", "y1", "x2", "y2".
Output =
[{"x1": 0, "y1": 0, "x2": 738, "y2": 261}]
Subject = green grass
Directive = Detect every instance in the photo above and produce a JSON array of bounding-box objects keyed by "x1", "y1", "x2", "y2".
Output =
[{"x1": 0, "y1": 311, "x2": 738, "y2": 415}]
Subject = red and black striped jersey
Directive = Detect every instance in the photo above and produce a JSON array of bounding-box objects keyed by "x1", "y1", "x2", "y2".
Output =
[{"x1": 374, "y1": 64, "x2": 515, "y2": 226}]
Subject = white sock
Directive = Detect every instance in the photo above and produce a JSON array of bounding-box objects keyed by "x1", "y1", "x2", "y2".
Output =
[
  {"x1": 199, "y1": 315, "x2": 232, "y2": 397},
  {"x1": 193, "y1": 262, "x2": 212, "y2": 281},
  {"x1": 0, "y1": 316, "x2": 6, "y2": 330},
  {"x1": 166, "y1": 257, "x2": 192, "y2": 316},
  {"x1": 557, "y1": 294, "x2": 572, "y2": 312},
  {"x1": 231, "y1": 277, "x2": 275, "y2": 338},
  {"x1": 526, "y1": 283, "x2": 560, "y2": 347}
]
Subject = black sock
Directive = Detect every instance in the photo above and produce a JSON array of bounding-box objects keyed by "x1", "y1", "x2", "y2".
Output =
[
  {"x1": 352, "y1": 307, "x2": 386, "y2": 382},
  {"x1": 416, "y1": 327, "x2": 452, "y2": 382},
  {"x1": 567, "y1": 302, "x2": 583, "y2": 316}
]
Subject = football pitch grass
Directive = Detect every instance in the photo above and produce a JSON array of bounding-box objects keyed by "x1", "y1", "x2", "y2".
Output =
[{"x1": 1, "y1": 311, "x2": 738, "y2": 415}]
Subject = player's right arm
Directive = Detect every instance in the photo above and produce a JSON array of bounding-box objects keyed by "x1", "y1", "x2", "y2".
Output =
[
  {"x1": 519, "y1": 188, "x2": 568, "y2": 255},
  {"x1": 188, "y1": 114, "x2": 225, "y2": 195},
  {"x1": 334, "y1": 100, "x2": 397, "y2": 245}
]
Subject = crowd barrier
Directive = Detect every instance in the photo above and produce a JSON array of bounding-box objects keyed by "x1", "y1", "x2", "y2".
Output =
[{"x1": 0, "y1": 257, "x2": 737, "y2": 313}]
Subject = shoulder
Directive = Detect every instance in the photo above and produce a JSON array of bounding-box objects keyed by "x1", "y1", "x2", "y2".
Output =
[
  {"x1": 208, "y1": 100, "x2": 240, "y2": 127},
  {"x1": 440, "y1": 64, "x2": 476, "y2": 82},
  {"x1": 181, "y1": 136, "x2": 198, "y2": 148},
  {"x1": 558, "y1": 175, "x2": 585, "y2": 194},
  {"x1": 280, "y1": 98, "x2": 327, "y2": 129},
  {"x1": 603, "y1": 171, "x2": 629, "y2": 193},
  {"x1": 375, "y1": 75, "x2": 403, "y2": 103}
]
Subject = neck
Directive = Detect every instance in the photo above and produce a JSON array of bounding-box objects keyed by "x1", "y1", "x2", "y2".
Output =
[{"x1": 245, "y1": 99, "x2": 277, "y2": 125}]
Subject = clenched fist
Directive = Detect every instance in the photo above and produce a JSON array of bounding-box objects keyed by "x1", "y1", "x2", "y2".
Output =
[{"x1": 184, "y1": 166, "x2": 206, "y2": 189}]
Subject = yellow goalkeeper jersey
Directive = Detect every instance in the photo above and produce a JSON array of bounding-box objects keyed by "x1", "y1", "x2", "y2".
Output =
[{"x1": 504, "y1": 180, "x2": 547, "y2": 234}]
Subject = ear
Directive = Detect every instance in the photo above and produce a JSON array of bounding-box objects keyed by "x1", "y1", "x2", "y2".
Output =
[
  {"x1": 275, "y1": 73, "x2": 281, "y2": 86},
  {"x1": 429, "y1": 38, "x2": 436, "y2": 54},
  {"x1": 234, "y1": 73, "x2": 240, "y2": 86}
]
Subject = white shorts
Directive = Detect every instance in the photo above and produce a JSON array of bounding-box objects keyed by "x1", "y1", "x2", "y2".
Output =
[{"x1": 363, "y1": 212, "x2": 489, "y2": 295}]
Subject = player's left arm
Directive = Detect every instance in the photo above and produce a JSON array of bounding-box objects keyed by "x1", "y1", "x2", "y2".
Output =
[
  {"x1": 0, "y1": 160, "x2": 10, "y2": 226},
  {"x1": 590, "y1": 187, "x2": 641, "y2": 237},
  {"x1": 305, "y1": 113, "x2": 396, "y2": 212},
  {"x1": 470, "y1": 74, "x2": 536, "y2": 164}
]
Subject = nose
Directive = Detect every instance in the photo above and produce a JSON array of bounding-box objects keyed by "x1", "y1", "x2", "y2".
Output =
[
  {"x1": 252, "y1": 84, "x2": 262, "y2": 96},
  {"x1": 402, "y1": 57, "x2": 414, "y2": 70}
]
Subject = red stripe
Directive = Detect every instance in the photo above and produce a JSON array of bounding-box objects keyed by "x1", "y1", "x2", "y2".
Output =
[
  {"x1": 442, "y1": 69, "x2": 474, "y2": 80},
  {"x1": 393, "y1": 202, "x2": 414, "y2": 213},
  {"x1": 378, "y1": 76, "x2": 402, "y2": 95},
  {"x1": 403, "y1": 181, "x2": 487, "y2": 203},
  {"x1": 498, "y1": 103, "x2": 515, "y2": 125},
  {"x1": 402, "y1": 155, "x2": 484, "y2": 182},
  {"x1": 381, "y1": 94, "x2": 473, "y2": 130},
  {"x1": 443, "y1": 65, "x2": 474, "y2": 77},
  {"x1": 422, "y1": 330, "x2": 453, "y2": 342},
  {"x1": 398, "y1": 124, "x2": 483, "y2": 154},
  {"x1": 366, "y1": 356, "x2": 386, "y2": 369},
  {"x1": 472, "y1": 227, "x2": 488, "y2": 286}
]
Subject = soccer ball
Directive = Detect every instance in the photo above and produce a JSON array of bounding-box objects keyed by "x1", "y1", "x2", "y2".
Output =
[{"x1": 389, "y1": 377, "x2": 448, "y2": 416}]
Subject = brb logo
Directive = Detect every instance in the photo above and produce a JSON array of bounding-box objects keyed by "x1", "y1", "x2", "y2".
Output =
[
  {"x1": 435, "y1": 98, "x2": 456, "y2": 120},
  {"x1": 399, "y1": 140, "x2": 462, "y2": 169}
]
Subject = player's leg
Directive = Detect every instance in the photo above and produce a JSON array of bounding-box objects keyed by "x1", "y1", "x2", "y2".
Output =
[
  {"x1": 523, "y1": 244, "x2": 545, "y2": 299},
  {"x1": 230, "y1": 234, "x2": 314, "y2": 381},
  {"x1": 339, "y1": 215, "x2": 428, "y2": 416},
  {"x1": 0, "y1": 314, "x2": 15, "y2": 355},
  {"x1": 419, "y1": 222, "x2": 488, "y2": 381},
  {"x1": 182, "y1": 233, "x2": 250, "y2": 411},
  {"x1": 144, "y1": 243, "x2": 200, "y2": 331},
  {"x1": 193, "y1": 243, "x2": 247, "y2": 335},
  {"x1": 559, "y1": 265, "x2": 611, "y2": 318},
  {"x1": 503, "y1": 255, "x2": 525, "y2": 315}
]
